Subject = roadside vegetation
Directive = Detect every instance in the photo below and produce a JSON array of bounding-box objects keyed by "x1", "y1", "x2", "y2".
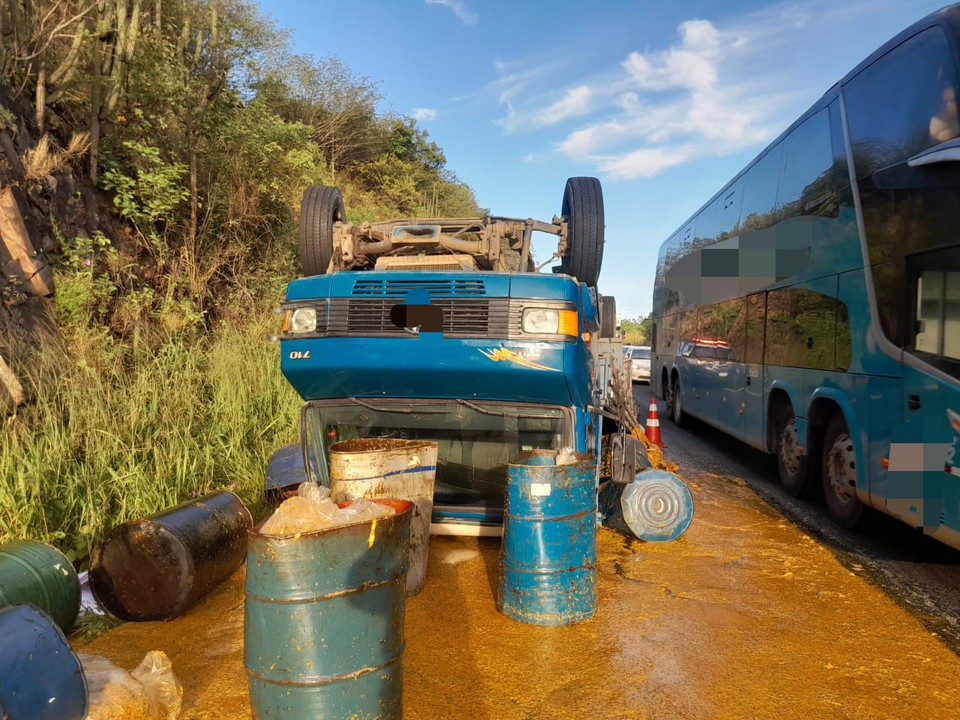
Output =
[
  {"x1": 622, "y1": 314, "x2": 652, "y2": 346},
  {"x1": 0, "y1": 0, "x2": 483, "y2": 561}
]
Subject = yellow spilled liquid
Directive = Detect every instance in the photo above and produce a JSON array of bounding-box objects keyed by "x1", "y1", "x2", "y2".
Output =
[{"x1": 81, "y1": 469, "x2": 960, "y2": 719}]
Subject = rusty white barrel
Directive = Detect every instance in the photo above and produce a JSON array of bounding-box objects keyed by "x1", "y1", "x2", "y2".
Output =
[{"x1": 329, "y1": 439, "x2": 438, "y2": 595}]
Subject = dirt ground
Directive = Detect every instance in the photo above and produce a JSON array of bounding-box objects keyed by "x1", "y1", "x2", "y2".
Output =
[{"x1": 81, "y1": 469, "x2": 960, "y2": 719}]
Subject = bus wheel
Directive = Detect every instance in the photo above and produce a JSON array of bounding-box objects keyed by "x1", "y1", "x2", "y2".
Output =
[
  {"x1": 822, "y1": 414, "x2": 863, "y2": 528},
  {"x1": 560, "y1": 177, "x2": 604, "y2": 287},
  {"x1": 668, "y1": 376, "x2": 685, "y2": 427},
  {"x1": 775, "y1": 408, "x2": 809, "y2": 497},
  {"x1": 299, "y1": 185, "x2": 345, "y2": 276}
]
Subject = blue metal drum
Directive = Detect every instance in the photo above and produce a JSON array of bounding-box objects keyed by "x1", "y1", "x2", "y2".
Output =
[
  {"x1": 0, "y1": 604, "x2": 88, "y2": 720},
  {"x1": 244, "y1": 499, "x2": 411, "y2": 720},
  {"x1": 499, "y1": 450, "x2": 597, "y2": 626},
  {"x1": 619, "y1": 470, "x2": 694, "y2": 542}
]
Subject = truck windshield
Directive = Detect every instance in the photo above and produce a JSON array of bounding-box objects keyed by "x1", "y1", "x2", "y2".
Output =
[{"x1": 301, "y1": 399, "x2": 572, "y2": 505}]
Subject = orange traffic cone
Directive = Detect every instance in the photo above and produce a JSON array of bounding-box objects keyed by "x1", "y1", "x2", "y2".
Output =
[{"x1": 644, "y1": 399, "x2": 664, "y2": 447}]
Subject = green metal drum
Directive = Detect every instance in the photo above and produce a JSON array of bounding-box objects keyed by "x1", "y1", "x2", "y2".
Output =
[
  {"x1": 244, "y1": 499, "x2": 411, "y2": 720},
  {"x1": 0, "y1": 540, "x2": 81, "y2": 631}
]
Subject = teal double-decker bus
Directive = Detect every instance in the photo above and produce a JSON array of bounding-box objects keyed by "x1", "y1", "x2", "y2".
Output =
[{"x1": 652, "y1": 5, "x2": 960, "y2": 547}]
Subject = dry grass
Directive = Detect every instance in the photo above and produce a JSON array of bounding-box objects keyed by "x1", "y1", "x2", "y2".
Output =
[{"x1": 22, "y1": 131, "x2": 92, "y2": 181}]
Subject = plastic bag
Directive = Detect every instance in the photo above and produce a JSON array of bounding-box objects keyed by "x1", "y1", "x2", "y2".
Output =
[
  {"x1": 260, "y1": 485, "x2": 395, "y2": 535},
  {"x1": 80, "y1": 653, "x2": 150, "y2": 720},
  {"x1": 298, "y1": 482, "x2": 331, "y2": 503},
  {"x1": 337, "y1": 497, "x2": 395, "y2": 523},
  {"x1": 80, "y1": 651, "x2": 181, "y2": 720},
  {"x1": 131, "y1": 650, "x2": 184, "y2": 720},
  {"x1": 556, "y1": 447, "x2": 578, "y2": 465},
  {"x1": 260, "y1": 495, "x2": 341, "y2": 535}
]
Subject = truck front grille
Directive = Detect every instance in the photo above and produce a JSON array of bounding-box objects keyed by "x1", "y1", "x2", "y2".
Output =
[{"x1": 323, "y1": 297, "x2": 511, "y2": 338}]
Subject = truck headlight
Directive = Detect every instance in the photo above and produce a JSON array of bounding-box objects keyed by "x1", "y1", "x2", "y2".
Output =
[
  {"x1": 522, "y1": 308, "x2": 559, "y2": 334},
  {"x1": 521, "y1": 307, "x2": 578, "y2": 337},
  {"x1": 286, "y1": 307, "x2": 317, "y2": 334}
]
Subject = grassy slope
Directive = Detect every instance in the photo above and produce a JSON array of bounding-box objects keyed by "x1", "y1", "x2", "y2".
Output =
[{"x1": 0, "y1": 311, "x2": 300, "y2": 561}]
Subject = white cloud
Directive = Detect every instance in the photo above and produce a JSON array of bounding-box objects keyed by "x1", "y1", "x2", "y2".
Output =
[
  {"x1": 599, "y1": 147, "x2": 692, "y2": 180},
  {"x1": 493, "y1": 15, "x2": 774, "y2": 179},
  {"x1": 425, "y1": 0, "x2": 478, "y2": 26},
  {"x1": 412, "y1": 108, "x2": 438, "y2": 121},
  {"x1": 532, "y1": 86, "x2": 593, "y2": 127},
  {"x1": 483, "y1": 0, "x2": 919, "y2": 181}
]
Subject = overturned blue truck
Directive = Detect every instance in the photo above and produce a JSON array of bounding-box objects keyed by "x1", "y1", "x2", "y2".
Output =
[{"x1": 268, "y1": 177, "x2": 690, "y2": 537}]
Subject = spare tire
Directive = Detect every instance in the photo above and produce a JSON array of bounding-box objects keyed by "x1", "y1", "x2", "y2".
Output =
[
  {"x1": 600, "y1": 295, "x2": 617, "y2": 338},
  {"x1": 559, "y1": 177, "x2": 604, "y2": 286},
  {"x1": 299, "y1": 185, "x2": 345, "y2": 276}
]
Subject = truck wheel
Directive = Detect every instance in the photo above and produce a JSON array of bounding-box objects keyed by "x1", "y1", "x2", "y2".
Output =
[
  {"x1": 299, "y1": 185, "x2": 345, "y2": 276},
  {"x1": 560, "y1": 177, "x2": 604, "y2": 287},
  {"x1": 668, "y1": 375, "x2": 685, "y2": 427},
  {"x1": 600, "y1": 295, "x2": 617, "y2": 338},
  {"x1": 822, "y1": 414, "x2": 864, "y2": 528},
  {"x1": 775, "y1": 407, "x2": 810, "y2": 497}
]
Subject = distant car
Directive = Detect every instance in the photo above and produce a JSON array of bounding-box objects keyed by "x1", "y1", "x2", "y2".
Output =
[{"x1": 629, "y1": 346, "x2": 651, "y2": 383}]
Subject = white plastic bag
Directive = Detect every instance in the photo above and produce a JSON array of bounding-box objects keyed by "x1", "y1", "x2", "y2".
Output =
[
  {"x1": 131, "y1": 650, "x2": 184, "y2": 720},
  {"x1": 259, "y1": 484, "x2": 395, "y2": 535},
  {"x1": 81, "y1": 650, "x2": 182, "y2": 720}
]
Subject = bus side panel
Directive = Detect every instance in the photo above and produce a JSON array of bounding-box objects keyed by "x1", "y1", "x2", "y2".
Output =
[
  {"x1": 764, "y1": 370, "x2": 805, "y2": 431},
  {"x1": 837, "y1": 269, "x2": 901, "y2": 378},
  {"x1": 889, "y1": 365, "x2": 958, "y2": 533},
  {"x1": 868, "y1": 374, "x2": 916, "y2": 521}
]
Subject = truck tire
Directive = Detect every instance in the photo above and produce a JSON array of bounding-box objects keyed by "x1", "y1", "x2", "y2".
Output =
[
  {"x1": 299, "y1": 185, "x2": 345, "y2": 276},
  {"x1": 600, "y1": 295, "x2": 617, "y2": 338},
  {"x1": 559, "y1": 177, "x2": 604, "y2": 287}
]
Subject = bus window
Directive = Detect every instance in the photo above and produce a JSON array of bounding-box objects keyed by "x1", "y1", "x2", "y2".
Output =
[
  {"x1": 699, "y1": 299, "x2": 746, "y2": 362},
  {"x1": 844, "y1": 26, "x2": 960, "y2": 350},
  {"x1": 778, "y1": 108, "x2": 837, "y2": 220},
  {"x1": 915, "y1": 271, "x2": 960, "y2": 362},
  {"x1": 679, "y1": 308, "x2": 699, "y2": 347},
  {"x1": 743, "y1": 293, "x2": 766, "y2": 365},
  {"x1": 660, "y1": 313, "x2": 678, "y2": 354},
  {"x1": 846, "y1": 28, "x2": 958, "y2": 178},
  {"x1": 740, "y1": 145, "x2": 782, "y2": 234},
  {"x1": 765, "y1": 285, "x2": 840, "y2": 371}
]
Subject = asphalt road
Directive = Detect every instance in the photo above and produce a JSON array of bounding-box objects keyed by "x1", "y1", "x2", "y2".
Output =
[{"x1": 633, "y1": 383, "x2": 960, "y2": 656}]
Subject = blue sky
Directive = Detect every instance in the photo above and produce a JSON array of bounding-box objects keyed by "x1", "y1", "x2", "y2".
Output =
[{"x1": 259, "y1": 0, "x2": 947, "y2": 318}]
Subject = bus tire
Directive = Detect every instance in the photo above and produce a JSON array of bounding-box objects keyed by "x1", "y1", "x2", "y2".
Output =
[
  {"x1": 299, "y1": 185, "x2": 345, "y2": 276},
  {"x1": 822, "y1": 414, "x2": 864, "y2": 528},
  {"x1": 560, "y1": 177, "x2": 604, "y2": 287},
  {"x1": 600, "y1": 295, "x2": 617, "y2": 338},
  {"x1": 774, "y1": 407, "x2": 810, "y2": 497},
  {"x1": 668, "y1": 375, "x2": 685, "y2": 427}
]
